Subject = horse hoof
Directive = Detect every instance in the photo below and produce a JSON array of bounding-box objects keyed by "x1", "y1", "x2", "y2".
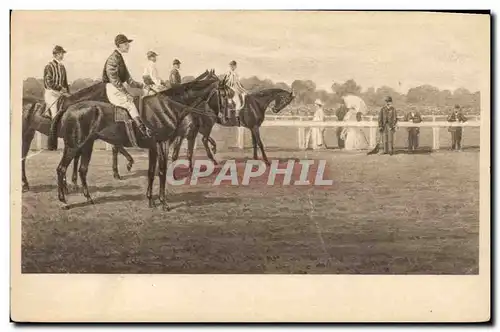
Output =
[
  {"x1": 127, "y1": 163, "x2": 133, "y2": 172},
  {"x1": 59, "y1": 197, "x2": 67, "y2": 204},
  {"x1": 61, "y1": 204, "x2": 69, "y2": 210},
  {"x1": 113, "y1": 173, "x2": 122, "y2": 180},
  {"x1": 162, "y1": 204, "x2": 171, "y2": 212},
  {"x1": 88, "y1": 198, "x2": 95, "y2": 205},
  {"x1": 22, "y1": 184, "x2": 29, "y2": 192},
  {"x1": 149, "y1": 200, "x2": 156, "y2": 208}
]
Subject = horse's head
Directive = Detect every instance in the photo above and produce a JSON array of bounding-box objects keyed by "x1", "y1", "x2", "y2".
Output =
[
  {"x1": 193, "y1": 69, "x2": 219, "y2": 82},
  {"x1": 271, "y1": 89, "x2": 295, "y2": 113}
]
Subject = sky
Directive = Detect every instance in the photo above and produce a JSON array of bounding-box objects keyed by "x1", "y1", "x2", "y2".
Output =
[{"x1": 12, "y1": 11, "x2": 490, "y2": 94}]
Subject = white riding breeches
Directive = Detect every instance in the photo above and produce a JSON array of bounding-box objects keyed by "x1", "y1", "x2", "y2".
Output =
[
  {"x1": 106, "y1": 83, "x2": 140, "y2": 118},
  {"x1": 143, "y1": 84, "x2": 167, "y2": 96},
  {"x1": 44, "y1": 89, "x2": 62, "y2": 116},
  {"x1": 231, "y1": 91, "x2": 246, "y2": 111}
]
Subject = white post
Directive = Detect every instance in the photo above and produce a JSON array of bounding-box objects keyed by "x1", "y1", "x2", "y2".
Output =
[
  {"x1": 298, "y1": 127, "x2": 305, "y2": 150},
  {"x1": 237, "y1": 127, "x2": 245, "y2": 149},
  {"x1": 36, "y1": 132, "x2": 42, "y2": 150},
  {"x1": 369, "y1": 127, "x2": 377, "y2": 148},
  {"x1": 432, "y1": 127, "x2": 440, "y2": 150}
]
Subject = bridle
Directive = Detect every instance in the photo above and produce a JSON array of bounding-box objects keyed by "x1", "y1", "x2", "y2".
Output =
[{"x1": 174, "y1": 80, "x2": 225, "y2": 120}]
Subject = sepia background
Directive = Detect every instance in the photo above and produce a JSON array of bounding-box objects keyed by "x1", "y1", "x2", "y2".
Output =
[{"x1": 11, "y1": 10, "x2": 490, "y2": 322}]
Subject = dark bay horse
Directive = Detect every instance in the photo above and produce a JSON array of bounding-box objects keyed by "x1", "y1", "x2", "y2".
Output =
[
  {"x1": 171, "y1": 87, "x2": 295, "y2": 165},
  {"x1": 21, "y1": 84, "x2": 134, "y2": 192},
  {"x1": 49, "y1": 78, "x2": 225, "y2": 210},
  {"x1": 109, "y1": 69, "x2": 223, "y2": 175}
]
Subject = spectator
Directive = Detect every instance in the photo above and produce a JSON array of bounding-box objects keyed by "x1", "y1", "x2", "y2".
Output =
[
  {"x1": 304, "y1": 99, "x2": 327, "y2": 150},
  {"x1": 404, "y1": 107, "x2": 422, "y2": 152},
  {"x1": 447, "y1": 105, "x2": 467, "y2": 151}
]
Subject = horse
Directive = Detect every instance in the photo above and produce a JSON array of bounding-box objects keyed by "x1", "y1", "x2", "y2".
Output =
[
  {"x1": 21, "y1": 84, "x2": 135, "y2": 192},
  {"x1": 171, "y1": 87, "x2": 296, "y2": 166},
  {"x1": 109, "y1": 69, "x2": 223, "y2": 175},
  {"x1": 26, "y1": 69, "x2": 218, "y2": 194},
  {"x1": 48, "y1": 77, "x2": 226, "y2": 210}
]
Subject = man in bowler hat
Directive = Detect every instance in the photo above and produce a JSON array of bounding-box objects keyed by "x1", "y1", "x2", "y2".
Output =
[
  {"x1": 335, "y1": 103, "x2": 348, "y2": 149},
  {"x1": 404, "y1": 106, "x2": 422, "y2": 152},
  {"x1": 447, "y1": 104, "x2": 467, "y2": 151},
  {"x1": 378, "y1": 96, "x2": 398, "y2": 155}
]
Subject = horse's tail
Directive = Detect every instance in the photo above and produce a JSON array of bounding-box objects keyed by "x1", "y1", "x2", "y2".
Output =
[
  {"x1": 47, "y1": 106, "x2": 67, "y2": 151},
  {"x1": 72, "y1": 105, "x2": 104, "y2": 156}
]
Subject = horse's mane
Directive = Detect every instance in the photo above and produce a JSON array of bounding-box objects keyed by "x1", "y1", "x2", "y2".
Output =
[
  {"x1": 161, "y1": 77, "x2": 218, "y2": 96},
  {"x1": 251, "y1": 88, "x2": 288, "y2": 97},
  {"x1": 68, "y1": 81, "x2": 106, "y2": 100}
]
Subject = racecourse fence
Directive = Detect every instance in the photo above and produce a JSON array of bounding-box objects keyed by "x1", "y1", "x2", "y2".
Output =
[{"x1": 30, "y1": 114, "x2": 481, "y2": 152}]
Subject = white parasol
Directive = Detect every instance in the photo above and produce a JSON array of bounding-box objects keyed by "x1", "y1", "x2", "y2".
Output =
[{"x1": 342, "y1": 95, "x2": 369, "y2": 115}]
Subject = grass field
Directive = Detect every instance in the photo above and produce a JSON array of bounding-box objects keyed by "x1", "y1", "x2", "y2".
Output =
[{"x1": 21, "y1": 143, "x2": 480, "y2": 274}]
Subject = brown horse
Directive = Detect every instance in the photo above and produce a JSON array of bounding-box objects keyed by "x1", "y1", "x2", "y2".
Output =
[
  {"x1": 49, "y1": 77, "x2": 225, "y2": 210},
  {"x1": 171, "y1": 87, "x2": 296, "y2": 165},
  {"x1": 91, "y1": 69, "x2": 220, "y2": 179},
  {"x1": 21, "y1": 84, "x2": 134, "y2": 192}
]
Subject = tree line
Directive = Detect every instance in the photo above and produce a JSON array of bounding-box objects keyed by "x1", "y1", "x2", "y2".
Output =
[{"x1": 23, "y1": 75, "x2": 480, "y2": 115}]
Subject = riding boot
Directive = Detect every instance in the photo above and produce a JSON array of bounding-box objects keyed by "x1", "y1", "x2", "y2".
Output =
[{"x1": 133, "y1": 116, "x2": 152, "y2": 139}]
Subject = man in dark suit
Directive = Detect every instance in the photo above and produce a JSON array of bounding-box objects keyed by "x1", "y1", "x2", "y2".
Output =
[
  {"x1": 43, "y1": 45, "x2": 70, "y2": 118},
  {"x1": 169, "y1": 59, "x2": 182, "y2": 87},
  {"x1": 102, "y1": 34, "x2": 150, "y2": 138},
  {"x1": 378, "y1": 96, "x2": 398, "y2": 155},
  {"x1": 335, "y1": 104, "x2": 348, "y2": 149},
  {"x1": 404, "y1": 107, "x2": 422, "y2": 152},
  {"x1": 447, "y1": 105, "x2": 467, "y2": 151}
]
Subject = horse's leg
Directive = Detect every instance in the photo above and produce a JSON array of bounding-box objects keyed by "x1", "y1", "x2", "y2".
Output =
[
  {"x1": 171, "y1": 137, "x2": 182, "y2": 162},
  {"x1": 202, "y1": 136, "x2": 217, "y2": 165},
  {"x1": 78, "y1": 141, "x2": 95, "y2": 204},
  {"x1": 157, "y1": 141, "x2": 171, "y2": 212},
  {"x1": 56, "y1": 145, "x2": 75, "y2": 204},
  {"x1": 117, "y1": 146, "x2": 134, "y2": 172},
  {"x1": 207, "y1": 136, "x2": 217, "y2": 155},
  {"x1": 21, "y1": 128, "x2": 36, "y2": 192},
  {"x1": 250, "y1": 129, "x2": 258, "y2": 160},
  {"x1": 70, "y1": 153, "x2": 80, "y2": 191},
  {"x1": 146, "y1": 146, "x2": 158, "y2": 208},
  {"x1": 186, "y1": 136, "x2": 196, "y2": 174},
  {"x1": 111, "y1": 146, "x2": 121, "y2": 180},
  {"x1": 253, "y1": 127, "x2": 270, "y2": 165}
]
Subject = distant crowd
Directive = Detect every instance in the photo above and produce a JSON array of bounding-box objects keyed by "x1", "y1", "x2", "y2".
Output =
[{"x1": 275, "y1": 104, "x2": 480, "y2": 117}]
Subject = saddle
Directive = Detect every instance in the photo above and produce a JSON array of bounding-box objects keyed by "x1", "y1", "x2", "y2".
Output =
[
  {"x1": 113, "y1": 96, "x2": 146, "y2": 147},
  {"x1": 221, "y1": 92, "x2": 245, "y2": 126}
]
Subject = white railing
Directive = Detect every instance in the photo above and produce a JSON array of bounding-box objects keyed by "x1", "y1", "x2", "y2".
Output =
[
  {"x1": 265, "y1": 114, "x2": 481, "y2": 122},
  {"x1": 30, "y1": 117, "x2": 481, "y2": 152},
  {"x1": 236, "y1": 120, "x2": 481, "y2": 150}
]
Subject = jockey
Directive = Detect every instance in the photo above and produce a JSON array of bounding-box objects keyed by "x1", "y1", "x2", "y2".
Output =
[
  {"x1": 224, "y1": 60, "x2": 247, "y2": 111},
  {"x1": 143, "y1": 51, "x2": 167, "y2": 95},
  {"x1": 102, "y1": 34, "x2": 151, "y2": 138},
  {"x1": 43, "y1": 45, "x2": 70, "y2": 117},
  {"x1": 169, "y1": 59, "x2": 182, "y2": 87}
]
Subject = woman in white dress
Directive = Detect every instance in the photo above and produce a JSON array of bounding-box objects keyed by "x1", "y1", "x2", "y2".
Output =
[
  {"x1": 341, "y1": 108, "x2": 369, "y2": 151},
  {"x1": 304, "y1": 99, "x2": 326, "y2": 150}
]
